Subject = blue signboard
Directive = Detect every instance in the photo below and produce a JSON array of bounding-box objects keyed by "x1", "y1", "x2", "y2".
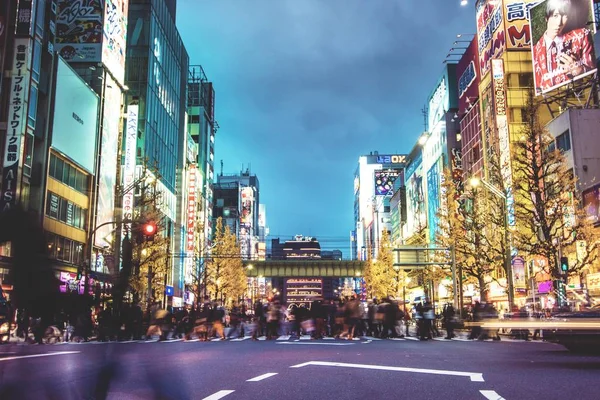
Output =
[{"x1": 165, "y1": 285, "x2": 174, "y2": 296}]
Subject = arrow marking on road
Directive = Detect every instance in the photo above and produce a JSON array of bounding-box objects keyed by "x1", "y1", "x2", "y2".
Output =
[
  {"x1": 480, "y1": 390, "x2": 505, "y2": 399},
  {"x1": 246, "y1": 372, "x2": 278, "y2": 382},
  {"x1": 290, "y1": 361, "x2": 485, "y2": 382},
  {"x1": 202, "y1": 390, "x2": 235, "y2": 400},
  {"x1": 0, "y1": 351, "x2": 81, "y2": 362},
  {"x1": 278, "y1": 342, "x2": 355, "y2": 346}
]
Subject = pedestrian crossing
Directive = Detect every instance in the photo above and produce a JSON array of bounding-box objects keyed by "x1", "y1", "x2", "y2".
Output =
[{"x1": 37, "y1": 335, "x2": 543, "y2": 345}]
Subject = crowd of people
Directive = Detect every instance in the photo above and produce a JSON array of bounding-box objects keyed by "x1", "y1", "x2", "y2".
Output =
[{"x1": 8, "y1": 294, "x2": 559, "y2": 344}]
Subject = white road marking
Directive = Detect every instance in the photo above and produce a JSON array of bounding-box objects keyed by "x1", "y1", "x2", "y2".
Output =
[
  {"x1": 480, "y1": 390, "x2": 506, "y2": 400},
  {"x1": 389, "y1": 338, "x2": 406, "y2": 341},
  {"x1": 202, "y1": 390, "x2": 235, "y2": 400},
  {"x1": 257, "y1": 336, "x2": 266, "y2": 341},
  {"x1": 404, "y1": 336, "x2": 420, "y2": 341},
  {"x1": 278, "y1": 342, "x2": 354, "y2": 346},
  {"x1": 276, "y1": 335, "x2": 291, "y2": 341},
  {"x1": 211, "y1": 338, "x2": 225, "y2": 342},
  {"x1": 299, "y1": 335, "x2": 312, "y2": 340},
  {"x1": 118, "y1": 340, "x2": 139, "y2": 343},
  {"x1": 363, "y1": 336, "x2": 382, "y2": 341},
  {"x1": 186, "y1": 339, "x2": 200, "y2": 342},
  {"x1": 246, "y1": 372, "x2": 278, "y2": 382},
  {"x1": 290, "y1": 361, "x2": 485, "y2": 382},
  {"x1": 322, "y1": 337, "x2": 335, "y2": 340},
  {"x1": 231, "y1": 337, "x2": 251, "y2": 341},
  {"x1": 452, "y1": 338, "x2": 472, "y2": 342},
  {"x1": 0, "y1": 351, "x2": 81, "y2": 362},
  {"x1": 162, "y1": 338, "x2": 183, "y2": 343}
]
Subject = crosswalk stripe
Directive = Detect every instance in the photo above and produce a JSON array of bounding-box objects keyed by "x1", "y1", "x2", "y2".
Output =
[
  {"x1": 231, "y1": 337, "x2": 251, "y2": 341},
  {"x1": 403, "y1": 336, "x2": 420, "y2": 341},
  {"x1": 299, "y1": 335, "x2": 312, "y2": 340},
  {"x1": 276, "y1": 335, "x2": 291, "y2": 341}
]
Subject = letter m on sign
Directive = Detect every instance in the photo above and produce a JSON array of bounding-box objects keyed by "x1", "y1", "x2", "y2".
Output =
[{"x1": 507, "y1": 25, "x2": 530, "y2": 48}]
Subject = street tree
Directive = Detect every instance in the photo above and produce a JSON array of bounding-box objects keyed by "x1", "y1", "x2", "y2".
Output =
[
  {"x1": 205, "y1": 217, "x2": 247, "y2": 304},
  {"x1": 364, "y1": 229, "x2": 396, "y2": 299},
  {"x1": 436, "y1": 168, "x2": 506, "y2": 300},
  {"x1": 512, "y1": 92, "x2": 599, "y2": 280}
]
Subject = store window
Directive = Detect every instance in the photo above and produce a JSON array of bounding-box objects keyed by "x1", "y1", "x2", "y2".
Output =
[
  {"x1": 556, "y1": 130, "x2": 571, "y2": 152},
  {"x1": 28, "y1": 85, "x2": 38, "y2": 128}
]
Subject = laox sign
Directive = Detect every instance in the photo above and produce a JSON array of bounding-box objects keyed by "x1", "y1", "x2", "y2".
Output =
[{"x1": 376, "y1": 155, "x2": 406, "y2": 164}]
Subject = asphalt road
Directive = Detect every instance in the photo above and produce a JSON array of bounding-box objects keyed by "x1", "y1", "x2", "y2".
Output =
[{"x1": 0, "y1": 337, "x2": 598, "y2": 400}]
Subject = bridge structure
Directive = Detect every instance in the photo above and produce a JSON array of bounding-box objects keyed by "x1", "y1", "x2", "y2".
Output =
[
  {"x1": 242, "y1": 260, "x2": 366, "y2": 278},
  {"x1": 242, "y1": 260, "x2": 366, "y2": 307}
]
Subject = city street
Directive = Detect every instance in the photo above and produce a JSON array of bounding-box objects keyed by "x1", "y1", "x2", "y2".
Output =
[{"x1": 0, "y1": 336, "x2": 598, "y2": 399}]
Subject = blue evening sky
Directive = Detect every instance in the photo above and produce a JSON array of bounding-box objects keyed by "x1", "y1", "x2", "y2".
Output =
[{"x1": 176, "y1": 0, "x2": 476, "y2": 256}]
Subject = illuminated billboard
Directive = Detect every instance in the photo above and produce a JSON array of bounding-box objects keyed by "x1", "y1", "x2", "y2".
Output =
[
  {"x1": 285, "y1": 278, "x2": 322, "y2": 306},
  {"x1": 374, "y1": 170, "x2": 400, "y2": 196},
  {"x1": 530, "y1": 0, "x2": 597, "y2": 95},
  {"x1": 1, "y1": 39, "x2": 30, "y2": 211},
  {"x1": 95, "y1": 74, "x2": 121, "y2": 247},
  {"x1": 56, "y1": 0, "x2": 103, "y2": 62},
  {"x1": 185, "y1": 164, "x2": 197, "y2": 284},
  {"x1": 122, "y1": 105, "x2": 138, "y2": 232},
  {"x1": 504, "y1": 0, "x2": 542, "y2": 49},
  {"x1": 428, "y1": 77, "x2": 448, "y2": 131},
  {"x1": 102, "y1": 0, "x2": 128, "y2": 85},
  {"x1": 583, "y1": 183, "x2": 600, "y2": 222},
  {"x1": 52, "y1": 58, "x2": 99, "y2": 173},
  {"x1": 457, "y1": 37, "x2": 480, "y2": 114},
  {"x1": 404, "y1": 155, "x2": 427, "y2": 238},
  {"x1": 427, "y1": 158, "x2": 442, "y2": 244},
  {"x1": 476, "y1": 0, "x2": 505, "y2": 77},
  {"x1": 491, "y1": 59, "x2": 516, "y2": 226}
]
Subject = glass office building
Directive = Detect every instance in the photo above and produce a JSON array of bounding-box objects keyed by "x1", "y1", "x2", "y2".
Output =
[{"x1": 125, "y1": 0, "x2": 189, "y2": 195}]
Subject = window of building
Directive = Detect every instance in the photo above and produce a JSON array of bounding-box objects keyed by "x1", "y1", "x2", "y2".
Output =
[
  {"x1": 518, "y1": 73, "x2": 532, "y2": 88},
  {"x1": 28, "y1": 85, "x2": 38, "y2": 128},
  {"x1": 46, "y1": 191, "x2": 87, "y2": 230},
  {"x1": 32, "y1": 39, "x2": 42, "y2": 82},
  {"x1": 23, "y1": 133, "x2": 34, "y2": 176},
  {"x1": 556, "y1": 130, "x2": 571, "y2": 152},
  {"x1": 35, "y1": 0, "x2": 45, "y2": 37},
  {"x1": 49, "y1": 154, "x2": 89, "y2": 195}
]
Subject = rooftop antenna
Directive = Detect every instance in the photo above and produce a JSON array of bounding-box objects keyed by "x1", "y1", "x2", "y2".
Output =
[
  {"x1": 421, "y1": 106, "x2": 428, "y2": 131},
  {"x1": 220, "y1": 160, "x2": 223, "y2": 176}
]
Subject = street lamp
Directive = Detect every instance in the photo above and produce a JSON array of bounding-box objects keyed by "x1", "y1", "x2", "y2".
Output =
[
  {"x1": 460, "y1": 0, "x2": 468, "y2": 6},
  {"x1": 469, "y1": 177, "x2": 515, "y2": 310}
]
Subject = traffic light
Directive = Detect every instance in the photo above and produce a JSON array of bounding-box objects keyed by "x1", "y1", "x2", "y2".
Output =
[
  {"x1": 142, "y1": 221, "x2": 157, "y2": 241},
  {"x1": 560, "y1": 256, "x2": 569, "y2": 273}
]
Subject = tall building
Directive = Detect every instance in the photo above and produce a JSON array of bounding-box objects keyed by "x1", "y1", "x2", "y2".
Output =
[
  {"x1": 271, "y1": 236, "x2": 321, "y2": 260},
  {"x1": 123, "y1": 0, "x2": 189, "y2": 299},
  {"x1": 212, "y1": 169, "x2": 260, "y2": 260},
  {"x1": 353, "y1": 152, "x2": 405, "y2": 260}
]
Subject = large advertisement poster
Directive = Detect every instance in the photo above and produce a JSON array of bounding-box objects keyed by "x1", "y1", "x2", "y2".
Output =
[
  {"x1": 405, "y1": 156, "x2": 426, "y2": 239},
  {"x1": 56, "y1": 0, "x2": 103, "y2": 62},
  {"x1": 95, "y1": 74, "x2": 121, "y2": 247},
  {"x1": 185, "y1": 164, "x2": 197, "y2": 284},
  {"x1": 240, "y1": 187, "x2": 254, "y2": 259},
  {"x1": 374, "y1": 170, "x2": 400, "y2": 196},
  {"x1": 477, "y1": 0, "x2": 506, "y2": 77},
  {"x1": 457, "y1": 37, "x2": 480, "y2": 114},
  {"x1": 530, "y1": 0, "x2": 597, "y2": 95},
  {"x1": 102, "y1": 0, "x2": 128, "y2": 85},
  {"x1": 582, "y1": 183, "x2": 600, "y2": 222},
  {"x1": 285, "y1": 278, "x2": 322, "y2": 307},
  {"x1": 52, "y1": 58, "x2": 99, "y2": 174},
  {"x1": 427, "y1": 158, "x2": 442, "y2": 244},
  {"x1": 504, "y1": 0, "x2": 542, "y2": 49},
  {"x1": 1, "y1": 39, "x2": 30, "y2": 211},
  {"x1": 428, "y1": 77, "x2": 448, "y2": 131}
]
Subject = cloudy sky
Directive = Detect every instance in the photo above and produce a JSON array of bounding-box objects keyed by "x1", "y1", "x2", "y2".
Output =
[{"x1": 176, "y1": 0, "x2": 476, "y2": 256}]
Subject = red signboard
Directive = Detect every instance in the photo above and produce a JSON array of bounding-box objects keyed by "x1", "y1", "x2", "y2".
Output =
[
  {"x1": 187, "y1": 165, "x2": 197, "y2": 253},
  {"x1": 456, "y1": 37, "x2": 480, "y2": 115}
]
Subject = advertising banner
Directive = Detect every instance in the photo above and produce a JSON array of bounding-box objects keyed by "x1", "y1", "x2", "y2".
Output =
[
  {"x1": 285, "y1": 278, "x2": 323, "y2": 306},
  {"x1": 504, "y1": 0, "x2": 542, "y2": 49},
  {"x1": 428, "y1": 77, "x2": 448, "y2": 131},
  {"x1": 374, "y1": 169, "x2": 400, "y2": 196},
  {"x1": 56, "y1": 0, "x2": 103, "y2": 62},
  {"x1": 480, "y1": 81, "x2": 497, "y2": 166},
  {"x1": 530, "y1": 0, "x2": 597, "y2": 95},
  {"x1": 427, "y1": 158, "x2": 442, "y2": 244},
  {"x1": 582, "y1": 183, "x2": 600, "y2": 222},
  {"x1": 95, "y1": 74, "x2": 121, "y2": 247},
  {"x1": 122, "y1": 105, "x2": 139, "y2": 232},
  {"x1": 587, "y1": 272, "x2": 600, "y2": 292},
  {"x1": 512, "y1": 256, "x2": 527, "y2": 288},
  {"x1": 491, "y1": 59, "x2": 516, "y2": 226},
  {"x1": 451, "y1": 148, "x2": 464, "y2": 200},
  {"x1": 477, "y1": 0, "x2": 506, "y2": 77},
  {"x1": 457, "y1": 37, "x2": 480, "y2": 114},
  {"x1": 52, "y1": 58, "x2": 99, "y2": 174},
  {"x1": 16, "y1": 0, "x2": 32, "y2": 37},
  {"x1": 185, "y1": 164, "x2": 197, "y2": 284},
  {"x1": 405, "y1": 156, "x2": 426, "y2": 239},
  {"x1": 1, "y1": 38, "x2": 31, "y2": 211},
  {"x1": 102, "y1": 0, "x2": 128, "y2": 85}
]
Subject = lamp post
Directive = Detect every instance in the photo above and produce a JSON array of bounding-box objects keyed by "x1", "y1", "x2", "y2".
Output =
[{"x1": 470, "y1": 177, "x2": 514, "y2": 310}]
